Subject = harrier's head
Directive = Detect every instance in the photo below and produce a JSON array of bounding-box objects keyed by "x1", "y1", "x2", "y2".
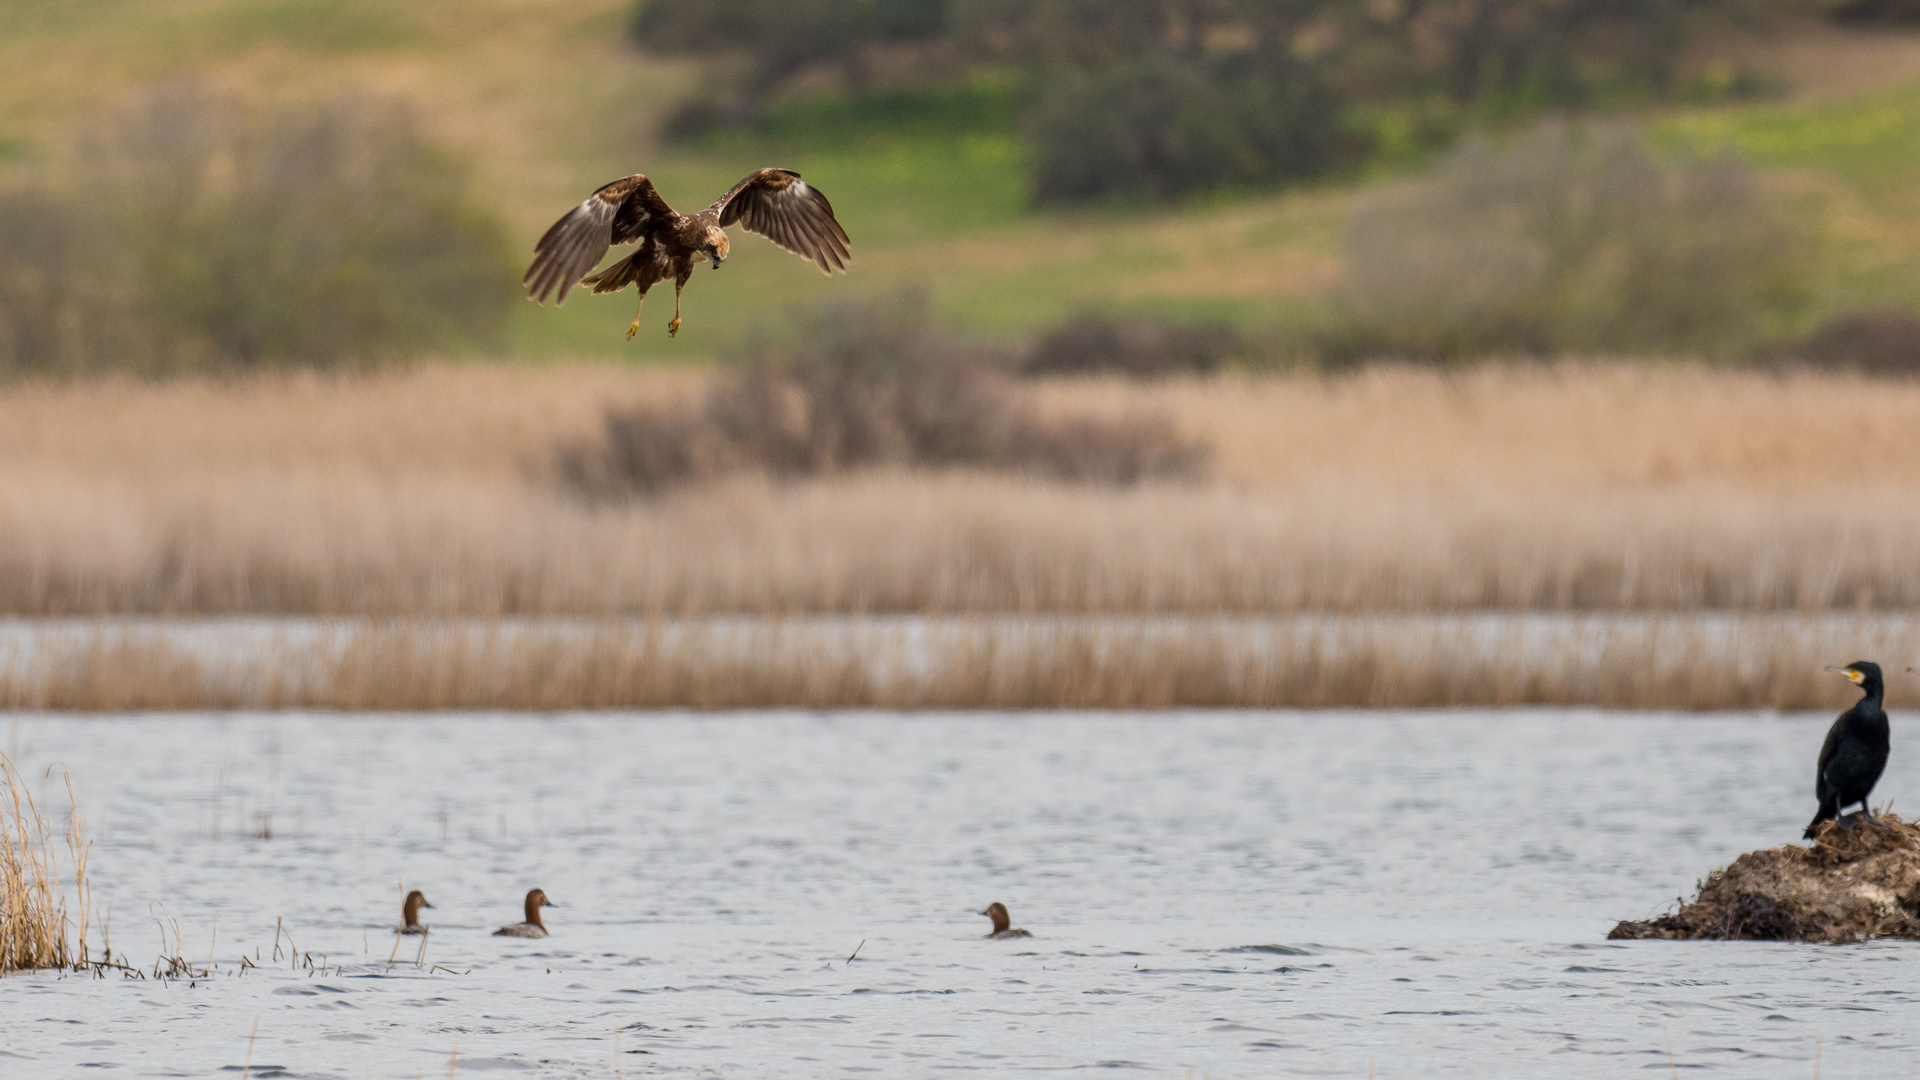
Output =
[{"x1": 703, "y1": 225, "x2": 730, "y2": 269}]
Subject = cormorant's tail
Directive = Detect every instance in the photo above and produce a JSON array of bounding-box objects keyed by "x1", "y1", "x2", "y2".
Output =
[{"x1": 1803, "y1": 798, "x2": 1839, "y2": 840}]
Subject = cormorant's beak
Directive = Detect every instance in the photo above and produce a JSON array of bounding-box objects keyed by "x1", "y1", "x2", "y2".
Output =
[{"x1": 1827, "y1": 665, "x2": 1865, "y2": 683}]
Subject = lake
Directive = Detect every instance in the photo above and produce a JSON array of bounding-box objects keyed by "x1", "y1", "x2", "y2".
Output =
[{"x1": 3, "y1": 710, "x2": 1915, "y2": 1077}]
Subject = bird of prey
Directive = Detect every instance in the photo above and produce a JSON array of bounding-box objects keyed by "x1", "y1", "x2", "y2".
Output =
[{"x1": 523, "y1": 168, "x2": 850, "y2": 338}]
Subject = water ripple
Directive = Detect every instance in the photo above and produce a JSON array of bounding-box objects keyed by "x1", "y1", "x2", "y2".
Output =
[{"x1": 2, "y1": 710, "x2": 1917, "y2": 1076}]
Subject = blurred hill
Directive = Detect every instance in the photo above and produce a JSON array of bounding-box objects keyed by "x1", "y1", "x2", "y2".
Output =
[{"x1": 5, "y1": 2, "x2": 1920, "y2": 362}]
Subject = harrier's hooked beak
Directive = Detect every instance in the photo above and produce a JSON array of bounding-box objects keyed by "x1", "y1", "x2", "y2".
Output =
[{"x1": 1827, "y1": 665, "x2": 1867, "y2": 684}]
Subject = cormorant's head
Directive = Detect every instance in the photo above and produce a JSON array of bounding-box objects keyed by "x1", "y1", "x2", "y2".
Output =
[
  {"x1": 703, "y1": 225, "x2": 730, "y2": 269},
  {"x1": 1828, "y1": 660, "x2": 1882, "y2": 687}
]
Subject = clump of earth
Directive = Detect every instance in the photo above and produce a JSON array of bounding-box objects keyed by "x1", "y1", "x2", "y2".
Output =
[{"x1": 1610, "y1": 814, "x2": 1920, "y2": 942}]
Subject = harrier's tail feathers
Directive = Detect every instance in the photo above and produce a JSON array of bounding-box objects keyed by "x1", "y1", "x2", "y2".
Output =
[
  {"x1": 579, "y1": 251, "x2": 664, "y2": 294},
  {"x1": 583, "y1": 253, "x2": 650, "y2": 294}
]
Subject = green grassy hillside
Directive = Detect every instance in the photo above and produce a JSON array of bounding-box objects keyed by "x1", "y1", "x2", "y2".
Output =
[
  {"x1": 1667, "y1": 75, "x2": 1920, "y2": 316},
  {"x1": 4, "y1": 2, "x2": 1920, "y2": 360}
]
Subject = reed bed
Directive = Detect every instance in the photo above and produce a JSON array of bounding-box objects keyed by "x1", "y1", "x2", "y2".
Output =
[
  {"x1": 8, "y1": 363, "x2": 1920, "y2": 616},
  {"x1": 0, "y1": 614, "x2": 1908, "y2": 711},
  {"x1": 0, "y1": 752, "x2": 88, "y2": 972}
]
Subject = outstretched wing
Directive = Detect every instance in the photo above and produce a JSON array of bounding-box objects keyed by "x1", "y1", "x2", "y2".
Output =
[
  {"x1": 714, "y1": 168, "x2": 850, "y2": 275},
  {"x1": 524, "y1": 175, "x2": 677, "y2": 305}
]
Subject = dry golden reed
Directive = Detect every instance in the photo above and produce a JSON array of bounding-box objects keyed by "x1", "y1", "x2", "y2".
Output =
[
  {"x1": 0, "y1": 753, "x2": 89, "y2": 972},
  {"x1": 7, "y1": 363, "x2": 1920, "y2": 616},
  {"x1": 0, "y1": 614, "x2": 1908, "y2": 711}
]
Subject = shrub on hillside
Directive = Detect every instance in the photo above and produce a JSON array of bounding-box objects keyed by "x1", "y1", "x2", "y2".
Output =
[
  {"x1": 1024, "y1": 313, "x2": 1237, "y2": 378},
  {"x1": 0, "y1": 185, "x2": 143, "y2": 377},
  {"x1": 1770, "y1": 309, "x2": 1920, "y2": 375},
  {"x1": 0, "y1": 84, "x2": 515, "y2": 377},
  {"x1": 1825, "y1": 0, "x2": 1920, "y2": 23},
  {"x1": 1327, "y1": 122, "x2": 1814, "y2": 362},
  {"x1": 559, "y1": 297, "x2": 1210, "y2": 497},
  {"x1": 642, "y1": 0, "x2": 1785, "y2": 205},
  {"x1": 1025, "y1": 57, "x2": 1358, "y2": 204},
  {"x1": 635, "y1": 0, "x2": 954, "y2": 139},
  {"x1": 953, "y1": 1, "x2": 1774, "y2": 112}
]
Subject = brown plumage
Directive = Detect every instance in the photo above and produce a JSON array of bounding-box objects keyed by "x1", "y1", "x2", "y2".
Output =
[
  {"x1": 492, "y1": 888, "x2": 556, "y2": 938},
  {"x1": 523, "y1": 168, "x2": 850, "y2": 339},
  {"x1": 980, "y1": 902, "x2": 1032, "y2": 940},
  {"x1": 398, "y1": 889, "x2": 433, "y2": 936}
]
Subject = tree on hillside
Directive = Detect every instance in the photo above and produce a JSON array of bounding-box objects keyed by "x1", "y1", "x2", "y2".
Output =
[
  {"x1": 1385, "y1": 0, "x2": 1767, "y2": 106},
  {"x1": 631, "y1": 0, "x2": 1783, "y2": 202},
  {"x1": 0, "y1": 84, "x2": 515, "y2": 376},
  {"x1": 632, "y1": 0, "x2": 952, "y2": 134}
]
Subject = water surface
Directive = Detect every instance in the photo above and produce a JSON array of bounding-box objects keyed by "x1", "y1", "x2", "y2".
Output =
[{"x1": 3, "y1": 710, "x2": 1915, "y2": 1077}]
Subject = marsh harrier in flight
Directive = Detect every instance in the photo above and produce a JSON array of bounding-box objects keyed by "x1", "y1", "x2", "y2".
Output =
[{"x1": 524, "y1": 168, "x2": 850, "y2": 338}]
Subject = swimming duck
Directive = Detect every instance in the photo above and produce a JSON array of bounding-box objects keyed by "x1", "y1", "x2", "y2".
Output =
[
  {"x1": 398, "y1": 889, "x2": 433, "y2": 935},
  {"x1": 493, "y1": 888, "x2": 556, "y2": 938},
  {"x1": 980, "y1": 902, "x2": 1032, "y2": 940}
]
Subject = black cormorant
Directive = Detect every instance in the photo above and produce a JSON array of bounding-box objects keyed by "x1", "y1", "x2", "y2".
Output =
[{"x1": 1803, "y1": 660, "x2": 1891, "y2": 839}]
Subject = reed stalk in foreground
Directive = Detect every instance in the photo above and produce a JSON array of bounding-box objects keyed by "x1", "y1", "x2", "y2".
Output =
[{"x1": 0, "y1": 753, "x2": 89, "y2": 972}]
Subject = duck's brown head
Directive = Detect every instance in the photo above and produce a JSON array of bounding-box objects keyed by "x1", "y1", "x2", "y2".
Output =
[
  {"x1": 525, "y1": 888, "x2": 555, "y2": 926},
  {"x1": 403, "y1": 889, "x2": 433, "y2": 925},
  {"x1": 980, "y1": 902, "x2": 1012, "y2": 934}
]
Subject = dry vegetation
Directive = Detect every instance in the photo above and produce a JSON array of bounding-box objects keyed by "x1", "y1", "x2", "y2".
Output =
[
  {"x1": 557, "y1": 299, "x2": 1209, "y2": 497},
  {"x1": 0, "y1": 753, "x2": 89, "y2": 971},
  {"x1": 3, "y1": 611, "x2": 1914, "y2": 711},
  {"x1": 7, "y1": 363, "x2": 1920, "y2": 616},
  {"x1": 8, "y1": 358, "x2": 1920, "y2": 708},
  {"x1": 1611, "y1": 813, "x2": 1920, "y2": 942}
]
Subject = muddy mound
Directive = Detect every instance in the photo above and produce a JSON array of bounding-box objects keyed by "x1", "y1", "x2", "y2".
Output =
[{"x1": 1609, "y1": 814, "x2": 1920, "y2": 942}]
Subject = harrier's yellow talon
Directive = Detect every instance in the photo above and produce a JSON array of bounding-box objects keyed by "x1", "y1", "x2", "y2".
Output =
[
  {"x1": 667, "y1": 317, "x2": 681, "y2": 338},
  {"x1": 626, "y1": 295, "x2": 646, "y2": 341}
]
